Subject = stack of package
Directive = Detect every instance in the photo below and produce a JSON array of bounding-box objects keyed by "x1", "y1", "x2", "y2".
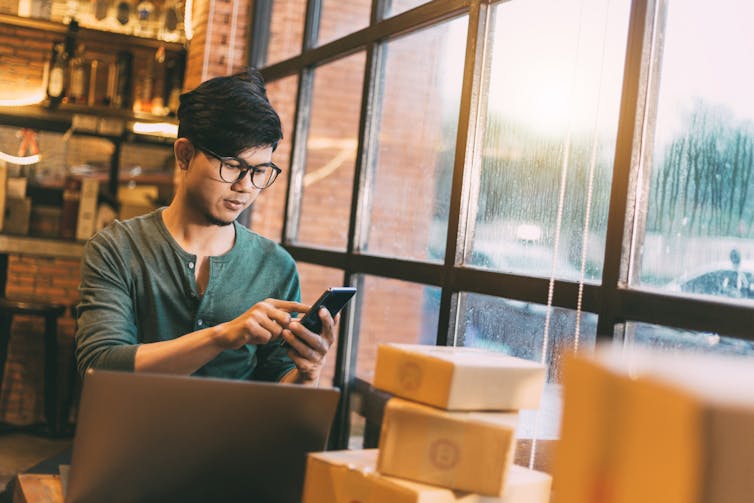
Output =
[
  {"x1": 554, "y1": 344, "x2": 754, "y2": 503},
  {"x1": 302, "y1": 343, "x2": 552, "y2": 502}
]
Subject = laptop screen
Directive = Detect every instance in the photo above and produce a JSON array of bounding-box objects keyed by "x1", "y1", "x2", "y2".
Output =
[{"x1": 66, "y1": 370, "x2": 340, "y2": 503}]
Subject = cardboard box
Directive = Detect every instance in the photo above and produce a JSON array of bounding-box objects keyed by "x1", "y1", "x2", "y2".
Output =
[
  {"x1": 4, "y1": 196, "x2": 31, "y2": 235},
  {"x1": 374, "y1": 344, "x2": 546, "y2": 410},
  {"x1": 303, "y1": 449, "x2": 551, "y2": 503},
  {"x1": 378, "y1": 398, "x2": 518, "y2": 496},
  {"x1": 554, "y1": 345, "x2": 754, "y2": 503},
  {"x1": 75, "y1": 177, "x2": 99, "y2": 240}
]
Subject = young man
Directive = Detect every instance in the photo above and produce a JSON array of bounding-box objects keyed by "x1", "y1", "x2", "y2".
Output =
[{"x1": 75, "y1": 69, "x2": 334, "y2": 385}]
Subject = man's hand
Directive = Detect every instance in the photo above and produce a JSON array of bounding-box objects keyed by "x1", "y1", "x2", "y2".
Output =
[
  {"x1": 217, "y1": 299, "x2": 309, "y2": 350},
  {"x1": 280, "y1": 308, "x2": 338, "y2": 385}
]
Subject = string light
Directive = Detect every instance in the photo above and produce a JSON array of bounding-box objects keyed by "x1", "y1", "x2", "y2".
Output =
[
  {"x1": 0, "y1": 152, "x2": 41, "y2": 165},
  {"x1": 132, "y1": 121, "x2": 178, "y2": 137},
  {"x1": 0, "y1": 90, "x2": 46, "y2": 107},
  {"x1": 184, "y1": 0, "x2": 193, "y2": 40}
]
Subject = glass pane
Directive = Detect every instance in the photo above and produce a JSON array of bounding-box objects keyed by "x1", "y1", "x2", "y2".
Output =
[
  {"x1": 460, "y1": 293, "x2": 596, "y2": 442},
  {"x1": 296, "y1": 53, "x2": 364, "y2": 249},
  {"x1": 355, "y1": 276, "x2": 441, "y2": 381},
  {"x1": 266, "y1": 0, "x2": 307, "y2": 66},
  {"x1": 637, "y1": 1, "x2": 754, "y2": 302},
  {"x1": 459, "y1": 293, "x2": 597, "y2": 384},
  {"x1": 296, "y1": 263, "x2": 345, "y2": 387},
  {"x1": 250, "y1": 75, "x2": 298, "y2": 241},
  {"x1": 468, "y1": 0, "x2": 630, "y2": 281},
  {"x1": 318, "y1": 0, "x2": 371, "y2": 46},
  {"x1": 625, "y1": 322, "x2": 754, "y2": 357},
  {"x1": 364, "y1": 16, "x2": 467, "y2": 261},
  {"x1": 349, "y1": 411, "x2": 366, "y2": 449},
  {"x1": 385, "y1": 0, "x2": 429, "y2": 18}
]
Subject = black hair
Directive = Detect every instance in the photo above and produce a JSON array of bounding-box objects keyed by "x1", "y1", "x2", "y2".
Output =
[{"x1": 177, "y1": 68, "x2": 282, "y2": 155}]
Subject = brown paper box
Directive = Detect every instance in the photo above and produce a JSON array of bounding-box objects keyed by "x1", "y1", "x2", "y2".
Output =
[
  {"x1": 373, "y1": 343, "x2": 546, "y2": 411},
  {"x1": 302, "y1": 449, "x2": 551, "y2": 503},
  {"x1": 554, "y1": 345, "x2": 754, "y2": 503},
  {"x1": 378, "y1": 398, "x2": 518, "y2": 496}
]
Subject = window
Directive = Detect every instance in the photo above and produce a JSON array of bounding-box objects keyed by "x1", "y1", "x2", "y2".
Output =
[
  {"x1": 469, "y1": 0, "x2": 629, "y2": 282},
  {"x1": 295, "y1": 53, "x2": 365, "y2": 249},
  {"x1": 363, "y1": 17, "x2": 466, "y2": 261},
  {"x1": 636, "y1": 0, "x2": 754, "y2": 306},
  {"x1": 251, "y1": 0, "x2": 754, "y2": 456}
]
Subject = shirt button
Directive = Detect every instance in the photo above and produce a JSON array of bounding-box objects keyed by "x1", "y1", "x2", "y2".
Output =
[
  {"x1": 197, "y1": 319, "x2": 203, "y2": 327},
  {"x1": 188, "y1": 262, "x2": 195, "y2": 269}
]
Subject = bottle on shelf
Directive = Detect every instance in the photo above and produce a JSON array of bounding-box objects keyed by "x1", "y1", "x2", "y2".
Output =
[
  {"x1": 67, "y1": 43, "x2": 88, "y2": 104},
  {"x1": 46, "y1": 41, "x2": 67, "y2": 107},
  {"x1": 164, "y1": 50, "x2": 185, "y2": 116},
  {"x1": 87, "y1": 59, "x2": 100, "y2": 106},
  {"x1": 135, "y1": 0, "x2": 155, "y2": 37},
  {"x1": 150, "y1": 46, "x2": 166, "y2": 115},
  {"x1": 92, "y1": 0, "x2": 108, "y2": 21},
  {"x1": 63, "y1": 18, "x2": 79, "y2": 59},
  {"x1": 46, "y1": 19, "x2": 79, "y2": 107},
  {"x1": 107, "y1": 50, "x2": 133, "y2": 109}
]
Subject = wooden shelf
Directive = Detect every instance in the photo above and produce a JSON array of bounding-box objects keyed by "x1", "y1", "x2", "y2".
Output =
[
  {"x1": 0, "y1": 104, "x2": 177, "y2": 145},
  {"x1": 0, "y1": 103, "x2": 175, "y2": 127},
  {"x1": 0, "y1": 234, "x2": 86, "y2": 258},
  {"x1": 0, "y1": 12, "x2": 186, "y2": 51}
]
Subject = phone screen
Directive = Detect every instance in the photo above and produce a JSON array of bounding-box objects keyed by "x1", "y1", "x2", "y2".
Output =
[{"x1": 299, "y1": 287, "x2": 357, "y2": 334}]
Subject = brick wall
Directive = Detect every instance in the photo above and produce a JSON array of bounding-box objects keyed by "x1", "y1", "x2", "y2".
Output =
[
  {"x1": 250, "y1": 75, "x2": 298, "y2": 241},
  {"x1": 184, "y1": 0, "x2": 249, "y2": 90},
  {"x1": 265, "y1": 0, "x2": 306, "y2": 66}
]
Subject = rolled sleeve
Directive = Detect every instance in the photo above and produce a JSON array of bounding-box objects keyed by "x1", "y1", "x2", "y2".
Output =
[{"x1": 75, "y1": 233, "x2": 139, "y2": 376}]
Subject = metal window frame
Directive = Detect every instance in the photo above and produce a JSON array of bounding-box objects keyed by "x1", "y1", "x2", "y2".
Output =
[{"x1": 252, "y1": 0, "x2": 754, "y2": 449}]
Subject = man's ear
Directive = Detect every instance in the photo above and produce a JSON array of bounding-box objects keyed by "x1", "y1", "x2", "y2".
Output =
[{"x1": 174, "y1": 138, "x2": 194, "y2": 170}]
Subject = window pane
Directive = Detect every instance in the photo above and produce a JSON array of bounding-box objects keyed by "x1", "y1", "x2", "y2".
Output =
[
  {"x1": 250, "y1": 75, "x2": 298, "y2": 241},
  {"x1": 266, "y1": 0, "x2": 307, "y2": 66},
  {"x1": 468, "y1": 0, "x2": 630, "y2": 281},
  {"x1": 296, "y1": 53, "x2": 364, "y2": 249},
  {"x1": 355, "y1": 276, "x2": 440, "y2": 381},
  {"x1": 318, "y1": 0, "x2": 371, "y2": 46},
  {"x1": 385, "y1": 0, "x2": 429, "y2": 18},
  {"x1": 363, "y1": 16, "x2": 467, "y2": 261},
  {"x1": 625, "y1": 322, "x2": 754, "y2": 357},
  {"x1": 459, "y1": 293, "x2": 597, "y2": 384},
  {"x1": 297, "y1": 263, "x2": 345, "y2": 387},
  {"x1": 637, "y1": 1, "x2": 754, "y2": 302}
]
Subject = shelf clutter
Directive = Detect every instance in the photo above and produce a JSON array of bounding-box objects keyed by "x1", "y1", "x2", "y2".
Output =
[{"x1": 302, "y1": 343, "x2": 552, "y2": 502}]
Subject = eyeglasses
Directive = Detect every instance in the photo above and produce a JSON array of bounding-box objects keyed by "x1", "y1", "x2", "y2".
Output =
[{"x1": 198, "y1": 146, "x2": 282, "y2": 189}]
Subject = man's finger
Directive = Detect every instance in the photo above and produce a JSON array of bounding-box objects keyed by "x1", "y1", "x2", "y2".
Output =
[
  {"x1": 267, "y1": 299, "x2": 310, "y2": 313},
  {"x1": 288, "y1": 321, "x2": 329, "y2": 355}
]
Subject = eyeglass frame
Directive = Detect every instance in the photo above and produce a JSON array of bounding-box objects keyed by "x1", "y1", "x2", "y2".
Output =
[{"x1": 197, "y1": 145, "x2": 282, "y2": 189}]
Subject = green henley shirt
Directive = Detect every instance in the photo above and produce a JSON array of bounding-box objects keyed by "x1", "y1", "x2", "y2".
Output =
[{"x1": 75, "y1": 208, "x2": 299, "y2": 382}]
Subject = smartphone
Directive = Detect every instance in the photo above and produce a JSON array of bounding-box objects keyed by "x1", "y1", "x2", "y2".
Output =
[{"x1": 299, "y1": 287, "x2": 357, "y2": 334}]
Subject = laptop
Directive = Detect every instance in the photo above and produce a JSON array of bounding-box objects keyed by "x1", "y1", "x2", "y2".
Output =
[{"x1": 65, "y1": 369, "x2": 340, "y2": 503}]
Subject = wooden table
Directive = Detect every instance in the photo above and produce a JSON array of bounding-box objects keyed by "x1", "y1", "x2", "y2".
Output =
[{"x1": 12, "y1": 474, "x2": 63, "y2": 503}]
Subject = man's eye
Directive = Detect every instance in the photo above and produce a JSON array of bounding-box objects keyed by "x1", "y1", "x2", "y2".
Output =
[{"x1": 223, "y1": 161, "x2": 243, "y2": 170}]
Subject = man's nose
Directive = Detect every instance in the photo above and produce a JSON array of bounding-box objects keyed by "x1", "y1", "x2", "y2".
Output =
[{"x1": 232, "y1": 170, "x2": 256, "y2": 191}]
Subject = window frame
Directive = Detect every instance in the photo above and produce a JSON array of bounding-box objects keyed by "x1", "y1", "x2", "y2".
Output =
[{"x1": 249, "y1": 0, "x2": 754, "y2": 449}]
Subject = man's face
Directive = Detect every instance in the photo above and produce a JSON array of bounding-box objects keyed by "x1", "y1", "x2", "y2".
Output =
[{"x1": 183, "y1": 144, "x2": 274, "y2": 226}]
